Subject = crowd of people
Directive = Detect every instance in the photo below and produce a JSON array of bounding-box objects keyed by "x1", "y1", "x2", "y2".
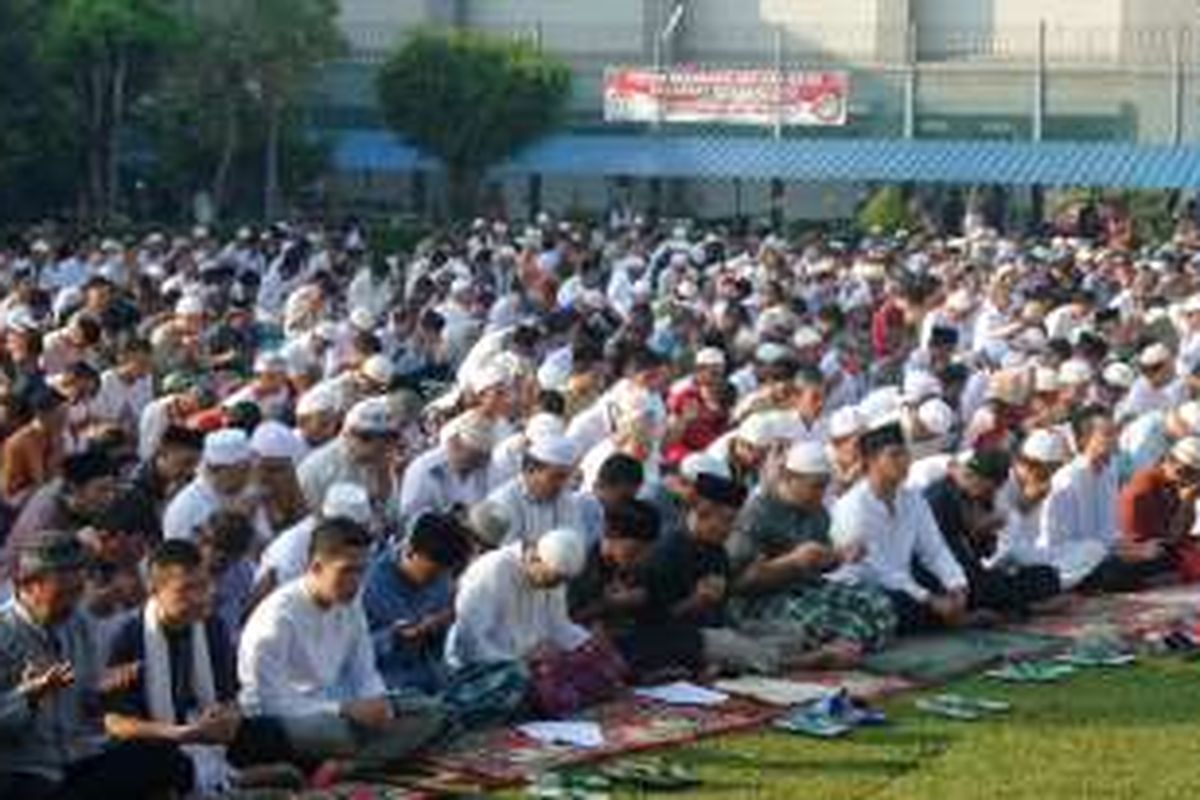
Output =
[{"x1": 1, "y1": 211, "x2": 1199, "y2": 797}]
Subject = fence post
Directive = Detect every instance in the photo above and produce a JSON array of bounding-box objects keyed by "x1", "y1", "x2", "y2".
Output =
[
  {"x1": 1172, "y1": 27, "x2": 1185, "y2": 146},
  {"x1": 1032, "y1": 19, "x2": 1046, "y2": 143},
  {"x1": 774, "y1": 25, "x2": 785, "y2": 141},
  {"x1": 903, "y1": 20, "x2": 917, "y2": 139}
]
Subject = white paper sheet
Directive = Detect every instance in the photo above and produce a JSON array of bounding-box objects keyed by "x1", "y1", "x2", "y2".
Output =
[
  {"x1": 517, "y1": 720, "x2": 606, "y2": 749},
  {"x1": 634, "y1": 681, "x2": 730, "y2": 706}
]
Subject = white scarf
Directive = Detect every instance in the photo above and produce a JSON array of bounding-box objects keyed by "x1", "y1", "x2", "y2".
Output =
[{"x1": 142, "y1": 600, "x2": 231, "y2": 794}]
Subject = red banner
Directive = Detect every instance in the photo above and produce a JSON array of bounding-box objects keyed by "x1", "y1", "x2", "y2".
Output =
[{"x1": 604, "y1": 67, "x2": 850, "y2": 127}]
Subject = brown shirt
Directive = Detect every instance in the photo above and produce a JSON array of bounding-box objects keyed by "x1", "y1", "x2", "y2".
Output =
[
  {"x1": 1, "y1": 423, "x2": 63, "y2": 507},
  {"x1": 1119, "y1": 465, "x2": 1190, "y2": 544}
]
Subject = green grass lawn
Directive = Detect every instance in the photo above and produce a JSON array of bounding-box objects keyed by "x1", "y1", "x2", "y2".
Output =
[{"x1": 520, "y1": 659, "x2": 1200, "y2": 799}]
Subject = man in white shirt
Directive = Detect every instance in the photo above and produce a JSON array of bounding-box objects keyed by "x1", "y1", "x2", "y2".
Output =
[
  {"x1": 829, "y1": 420, "x2": 969, "y2": 634},
  {"x1": 238, "y1": 518, "x2": 443, "y2": 767},
  {"x1": 92, "y1": 338, "x2": 154, "y2": 432},
  {"x1": 163, "y1": 429, "x2": 271, "y2": 544},
  {"x1": 399, "y1": 410, "x2": 496, "y2": 525},
  {"x1": 479, "y1": 433, "x2": 584, "y2": 546}
]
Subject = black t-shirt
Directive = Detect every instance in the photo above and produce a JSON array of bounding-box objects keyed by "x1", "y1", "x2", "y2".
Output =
[{"x1": 641, "y1": 530, "x2": 730, "y2": 628}]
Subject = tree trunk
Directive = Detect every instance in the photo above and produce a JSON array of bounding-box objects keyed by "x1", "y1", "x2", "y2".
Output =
[
  {"x1": 212, "y1": 93, "x2": 240, "y2": 219},
  {"x1": 106, "y1": 50, "x2": 127, "y2": 222},
  {"x1": 263, "y1": 93, "x2": 281, "y2": 222},
  {"x1": 86, "y1": 65, "x2": 108, "y2": 223},
  {"x1": 446, "y1": 163, "x2": 480, "y2": 222}
]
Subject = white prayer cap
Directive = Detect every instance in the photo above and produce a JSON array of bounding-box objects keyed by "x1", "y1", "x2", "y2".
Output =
[
  {"x1": 31, "y1": 239, "x2": 51, "y2": 255},
  {"x1": 349, "y1": 307, "x2": 376, "y2": 331},
  {"x1": 737, "y1": 411, "x2": 797, "y2": 448},
  {"x1": 1139, "y1": 343, "x2": 1172, "y2": 368},
  {"x1": 1176, "y1": 401, "x2": 1200, "y2": 434},
  {"x1": 946, "y1": 289, "x2": 974, "y2": 313},
  {"x1": 469, "y1": 362, "x2": 511, "y2": 394},
  {"x1": 695, "y1": 347, "x2": 726, "y2": 368},
  {"x1": 785, "y1": 441, "x2": 831, "y2": 476},
  {"x1": 1171, "y1": 437, "x2": 1200, "y2": 470},
  {"x1": 1021, "y1": 428, "x2": 1071, "y2": 465},
  {"x1": 296, "y1": 384, "x2": 339, "y2": 417},
  {"x1": 203, "y1": 429, "x2": 251, "y2": 467},
  {"x1": 829, "y1": 405, "x2": 865, "y2": 440},
  {"x1": 321, "y1": 482, "x2": 372, "y2": 524},
  {"x1": 344, "y1": 397, "x2": 393, "y2": 434},
  {"x1": 1033, "y1": 367, "x2": 1060, "y2": 393},
  {"x1": 1102, "y1": 362, "x2": 1136, "y2": 390},
  {"x1": 100, "y1": 237, "x2": 122, "y2": 253},
  {"x1": 680, "y1": 452, "x2": 732, "y2": 482},
  {"x1": 250, "y1": 421, "x2": 304, "y2": 463},
  {"x1": 792, "y1": 325, "x2": 822, "y2": 350},
  {"x1": 526, "y1": 412, "x2": 565, "y2": 440},
  {"x1": 360, "y1": 354, "x2": 393, "y2": 386},
  {"x1": 254, "y1": 351, "x2": 287, "y2": 375},
  {"x1": 449, "y1": 276, "x2": 472, "y2": 295},
  {"x1": 5, "y1": 308, "x2": 39, "y2": 332},
  {"x1": 858, "y1": 386, "x2": 902, "y2": 422},
  {"x1": 537, "y1": 358, "x2": 571, "y2": 391},
  {"x1": 903, "y1": 370, "x2": 942, "y2": 403},
  {"x1": 1183, "y1": 294, "x2": 1200, "y2": 314},
  {"x1": 755, "y1": 342, "x2": 792, "y2": 365},
  {"x1": 175, "y1": 294, "x2": 204, "y2": 316},
  {"x1": 916, "y1": 398, "x2": 956, "y2": 437},
  {"x1": 527, "y1": 433, "x2": 577, "y2": 467},
  {"x1": 1058, "y1": 359, "x2": 1094, "y2": 386},
  {"x1": 536, "y1": 528, "x2": 588, "y2": 578},
  {"x1": 439, "y1": 410, "x2": 495, "y2": 451}
]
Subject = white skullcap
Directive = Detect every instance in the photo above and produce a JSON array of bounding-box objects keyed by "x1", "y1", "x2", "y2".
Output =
[
  {"x1": 469, "y1": 362, "x2": 511, "y2": 394},
  {"x1": 536, "y1": 528, "x2": 588, "y2": 578},
  {"x1": 829, "y1": 405, "x2": 865, "y2": 439},
  {"x1": 737, "y1": 412, "x2": 797, "y2": 448},
  {"x1": 1033, "y1": 367, "x2": 1060, "y2": 393},
  {"x1": 537, "y1": 358, "x2": 571, "y2": 391},
  {"x1": 344, "y1": 397, "x2": 393, "y2": 434},
  {"x1": 526, "y1": 412, "x2": 566, "y2": 440},
  {"x1": 1182, "y1": 294, "x2": 1200, "y2": 314},
  {"x1": 203, "y1": 429, "x2": 251, "y2": 467},
  {"x1": 1058, "y1": 359, "x2": 1094, "y2": 386},
  {"x1": 439, "y1": 410, "x2": 495, "y2": 451},
  {"x1": 858, "y1": 386, "x2": 902, "y2": 422},
  {"x1": 322, "y1": 482, "x2": 372, "y2": 524},
  {"x1": 1021, "y1": 429, "x2": 1070, "y2": 465},
  {"x1": 903, "y1": 370, "x2": 942, "y2": 403},
  {"x1": 695, "y1": 347, "x2": 727, "y2": 368},
  {"x1": 349, "y1": 307, "x2": 376, "y2": 331},
  {"x1": 1171, "y1": 437, "x2": 1200, "y2": 470},
  {"x1": 680, "y1": 451, "x2": 733, "y2": 482},
  {"x1": 755, "y1": 342, "x2": 792, "y2": 365},
  {"x1": 792, "y1": 326, "x2": 822, "y2": 350},
  {"x1": 1176, "y1": 401, "x2": 1200, "y2": 434},
  {"x1": 1139, "y1": 343, "x2": 1172, "y2": 368},
  {"x1": 916, "y1": 398, "x2": 956, "y2": 437},
  {"x1": 1101, "y1": 362, "x2": 1136, "y2": 389},
  {"x1": 785, "y1": 441, "x2": 831, "y2": 476},
  {"x1": 361, "y1": 354, "x2": 393, "y2": 386},
  {"x1": 175, "y1": 294, "x2": 205, "y2": 316},
  {"x1": 527, "y1": 433, "x2": 577, "y2": 467},
  {"x1": 254, "y1": 351, "x2": 287, "y2": 375},
  {"x1": 296, "y1": 384, "x2": 339, "y2": 417},
  {"x1": 250, "y1": 421, "x2": 304, "y2": 462},
  {"x1": 946, "y1": 289, "x2": 974, "y2": 312}
]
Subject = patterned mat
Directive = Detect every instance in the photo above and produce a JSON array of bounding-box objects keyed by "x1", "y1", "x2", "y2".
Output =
[{"x1": 862, "y1": 629, "x2": 1070, "y2": 683}]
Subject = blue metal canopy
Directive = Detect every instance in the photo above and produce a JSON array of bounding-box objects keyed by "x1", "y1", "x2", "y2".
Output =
[{"x1": 333, "y1": 129, "x2": 1200, "y2": 188}]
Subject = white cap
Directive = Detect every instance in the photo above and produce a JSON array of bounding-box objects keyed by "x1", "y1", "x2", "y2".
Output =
[
  {"x1": 537, "y1": 358, "x2": 571, "y2": 391},
  {"x1": 946, "y1": 289, "x2": 974, "y2": 313},
  {"x1": 175, "y1": 295, "x2": 205, "y2": 316},
  {"x1": 296, "y1": 384, "x2": 339, "y2": 417},
  {"x1": 439, "y1": 410, "x2": 495, "y2": 451},
  {"x1": 469, "y1": 362, "x2": 511, "y2": 394},
  {"x1": 1021, "y1": 429, "x2": 1071, "y2": 465},
  {"x1": 527, "y1": 433, "x2": 577, "y2": 467},
  {"x1": 784, "y1": 441, "x2": 831, "y2": 476},
  {"x1": 858, "y1": 386, "x2": 903, "y2": 422},
  {"x1": 792, "y1": 326, "x2": 822, "y2": 350},
  {"x1": 755, "y1": 342, "x2": 792, "y2": 365},
  {"x1": 695, "y1": 347, "x2": 726, "y2": 368},
  {"x1": 1182, "y1": 294, "x2": 1200, "y2": 315},
  {"x1": 829, "y1": 405, "x2": 865, "y2": 439},
  {"x1": 203, "y1": 429, "x2": 252, "y2": 467},
  {"x1": 916, "y1": 398, "x2": 956, "y2": 437},
  {"x1": 1171, "y1": 436, "x2": 1200, "y2": 470},
  {"x1": 903, "y1": 371, "x2": 942, "y2": 403},
  {"x1": 535, "y1": 528, "x2": 587, "y2": 578},
  {"x1": 738, "y1": 411, "x2": 799, "y2": 447},
  {"x1": 1139, "y1": 343, "x2": 1172, "y2": 368},
  {"x1": 360, "y1": 354, "x2": 393, "y2": 386},
  {"x1": 1058, "y1": 359, "x2": 1094, "y2": 386},
  {"x1": 1033, "y1": 367, "x2": 1060, "y2": 393},
  {"x1": 250, "y1": 421, "x2": 304, "y2": 462},
  {"x1": 349, "y1": 307, "x2": 376, "y2": 331},
  {"x1": 254, "y1": 351, "x2": 287, "y2": 375},
  {"x1": 525, "y1": 412, "x2": 565, "y2": 440},
  {"x1": 344, "y1": 397, "x2": 393, "y2": 434},
  {"x1": 322, "y1": 482, "x2": 372, "y2": 524},
  {"x1": 1102, "y1": 362, "x2": 1136, "y2": 390},
  {"x1": 680, "y1": 451, "x2": 733, "y2": 482},
  {"x1": 1175, "y1": 401, "x2": 1200, "y2": 434}
]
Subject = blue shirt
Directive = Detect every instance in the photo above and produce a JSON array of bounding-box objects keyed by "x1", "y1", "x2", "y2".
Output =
[{"x1": 360, "y1": 548, "x2": 453, "y2": 694}]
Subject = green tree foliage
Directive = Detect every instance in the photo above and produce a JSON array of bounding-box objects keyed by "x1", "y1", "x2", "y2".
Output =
[
  {"x1": 377, "y1": 27, "x2": 572, "y2": 219},
  {"x1": 858, "y1": 185, "x2": 919, "y2": 235}
]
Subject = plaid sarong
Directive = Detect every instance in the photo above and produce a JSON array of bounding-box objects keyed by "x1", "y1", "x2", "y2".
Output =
[{"x1": 732, "y1": 580, "x2": 897, "y2": 653}]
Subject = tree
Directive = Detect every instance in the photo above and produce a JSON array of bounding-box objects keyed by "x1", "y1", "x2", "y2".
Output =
[
  {"x1": 377, "y1": 27, "x2": 572, "y2": 220},
  {"x1": 48, "y1": 0, "x2": 184, "y2": 224}
]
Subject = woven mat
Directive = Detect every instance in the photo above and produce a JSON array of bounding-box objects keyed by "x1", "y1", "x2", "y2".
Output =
[{"x1": 862, "y1": 629, "x2": 1070, "y2": 683}]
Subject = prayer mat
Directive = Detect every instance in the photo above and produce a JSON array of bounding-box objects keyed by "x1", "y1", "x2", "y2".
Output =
[
  {"x1": 862, "y1": 630, "x2": 1069, "y2": 683},
  {"x1": 423, "y1": 693, "x2": 776, "y2": 788},
  {"x1": 778, "y1": 669, "x2": 921, "y2": 699}
]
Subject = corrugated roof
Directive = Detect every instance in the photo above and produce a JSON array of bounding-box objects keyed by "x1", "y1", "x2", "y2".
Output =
[{"x1": 334, "y1": 130, "x2": 1200, "y2": 188}]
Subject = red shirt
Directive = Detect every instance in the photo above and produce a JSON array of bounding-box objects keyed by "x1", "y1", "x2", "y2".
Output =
[
  {"x1": 665, "y1": 379, "x2": 728, "y2": 464},
  {"x1": 1120, "y1": 465, "x2": 1186, "y2": 544}
]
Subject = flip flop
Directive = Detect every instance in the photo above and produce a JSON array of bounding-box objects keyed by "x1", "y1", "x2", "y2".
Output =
[
  {"x1": 773, "y1": 706, "x2": 854, "y2": 738},
  {"x1": 915, "y1": 697, "x2": 981, "y2": 721},
  {"x1": 597, "y1": 759, "x2": 700, "y2": 790},
  {"x1": 933, "y1": 693, "x2": 1012, "y2": 714},
  {"x1": 528, "y1": 771, "x2": 612, "y2": 800},
  {"x1": 811, "y1": 688, "x2": 889, "y2": 727},
  {"x1": 985, "y1": 661, "x2": 1075, "y2": 683}
]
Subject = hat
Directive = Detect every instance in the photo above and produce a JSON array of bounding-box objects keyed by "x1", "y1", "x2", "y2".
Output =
[
  {"x1": 527, "y1": 433, "x2": 577, "y2": 467},
  {"x1": 469, "y1": 362, "x2": 511, "y2": 394},
  {"x1": 349, "y1": 307, "x2": 376, "y2": 331},
  {"x1": 860, "y1": 420, "x2": 906, "y2": 457},
  {"x1": 440, "y1": 410, "x2": 495, "y2": 452},
  {"x1": 829, "y1": 406, "x2": 865, "y2": 439},
  {"x1": 536, "y1": 528, "x2": 588, "y2": 578},
  {"x1": 903, "y1": 371, "x2": 942, "y2": 403},
  {"x1": 345, "y1": 397, "x2": 393, "y2": 434},
  {"x1": 694, "y1": 473, "x2": 748, "y2": 507},
  {"x1": 1171, "y1": 437, "x2": 1200, "y2": 470},
  {"x1": 175, "y1": 294, "x2": 205, "y2": 316},
  {"x1": 916, "y1": 398, "x2": 956, "y2": 437},
  {"x1": 695, "y1": 347, "x2": 727, "y2": 368},
  {"x1": 792, "y1": 326, "x2": 822, "y2": 350},
  {"x1": 858, "y1": 386, "x2": 902, "y2": 421},
  {"x1": 361, "y1": 355, "x2": 394, "y2": 386},
  {"x1": 946, "y1": 289, "x2": 974, "y2": 313},
  {"x1": 737, "y1": 413, "x2": 789, "y2": 448},
  {"x1": 680, "y1": 452, "x2": 733, "y2": 482},
  {"x1": 17, "y1": 531, "x2": 87, "y2": 578},
  {"x1": 1139, "y1": 343, "x2": 1172, "y2": 369},
  {"x1": 1033, "y1": 367, "x2": 1060, "y2": 394},
  {"x1": 1102, "y1": 362, "x2": 1136, "y2": 390},
  {"x1": 321, "y1": 482, "x2": 372, "y2": 525},
  {"x1": 525, "y1": 412, "x2": 565, "y2": 440},
  {"x1": 1058, "y1": 359, "x2": 1094, "y2": 386},
  {"x1": 296, "y1": 384, "x2": 339, "y2": 417},
  {"x1": 962, "y1": 448, "x2": 1012, "y2": 483},
  {"x1": 1020, "y1": 429, "x2": 1071, "y2": 464},
  {"x1": 203, "y1": 429, "x2": 252, "y2": 467},
  {"x1": 755, "y1": 342, "x2": 792, "y2": 365},
  {"x1": 1175, "y1": 401, "x2": 1200, "y2": 434},
  {"x1": 1182, "y1": 294, "x2": 1200, "y2": 315},
  {"x1": 250, "y1": 421, "x2": 304, "y2": 462},
  {"x1": 785, "y1": 441, "x2": 831, "y2": 476},
  {"x1": 253, "y1": 351, "x2": 287, "y2": 375}
]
